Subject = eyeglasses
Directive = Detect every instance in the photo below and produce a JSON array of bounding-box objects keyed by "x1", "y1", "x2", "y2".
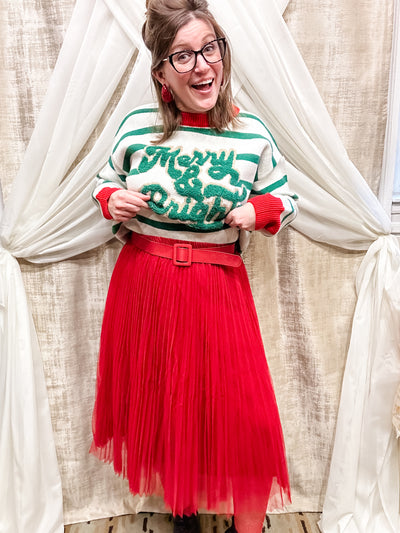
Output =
[{"x1": 163, "y1": 38, "x2": 226, "y2": 73}]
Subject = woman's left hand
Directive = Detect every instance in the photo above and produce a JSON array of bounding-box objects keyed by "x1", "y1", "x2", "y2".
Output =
[{"x1": 225, "y1": 202, "x2": 256, "y2": 231}]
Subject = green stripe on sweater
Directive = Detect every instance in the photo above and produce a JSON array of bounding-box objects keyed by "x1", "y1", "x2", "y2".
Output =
[
  {"x1": 236, "y1": 153, "x2": 260, "y2": 164},
  {"x1": 281, "y1": 198, "x2": 296, "y2": 224},
  {"x1": 113, "y1": 126, "x2": 164, "y2": 152},
  {"x1": 116, "y1": 107, "x2": 158, "y2": 134},
  {"x1": 123, "y1": 144, "x2": 147, "y2": 173},
  {"x1": 107, "y1": 158, "x2": 127, "y2": 182},
  {"x1": 178, "y1": 126, "x2": 270, "y2": 141},
  {"x1": 238, "y1": 112, "x2": 279, "y2": 148},
  {"x1": 252, "y1": 175, "x2": 288, "y2": 195},
  {"x1": 136, "y1": 214, "x2": 230, "y2": 233}
]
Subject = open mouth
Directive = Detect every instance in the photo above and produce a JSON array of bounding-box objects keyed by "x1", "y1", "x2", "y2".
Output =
[{"x1": 192, "y1": 79, "x2": 213, "y2": 91}]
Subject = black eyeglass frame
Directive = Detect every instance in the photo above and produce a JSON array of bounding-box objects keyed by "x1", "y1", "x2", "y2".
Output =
[{"x1": 162, "y1": 38, "x2": 227, "y2": 73}]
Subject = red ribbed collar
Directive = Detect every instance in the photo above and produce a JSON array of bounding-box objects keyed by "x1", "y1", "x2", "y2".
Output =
[
  {"x1": 180, "y1": 111, "x2": 209, "y2": 127},
  {"x1": 180, "y1": 106, "x2": 240, "y2": 128}
]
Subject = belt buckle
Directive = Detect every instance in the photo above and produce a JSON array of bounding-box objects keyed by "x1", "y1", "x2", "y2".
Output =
[{"x1": 173, "y1": 243, "x2": 192, "y2": 266}]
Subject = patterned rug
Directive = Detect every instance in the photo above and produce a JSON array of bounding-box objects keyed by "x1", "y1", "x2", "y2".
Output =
[{"x1": 65, "y1": 512, "x2": 321, "y2": 532}]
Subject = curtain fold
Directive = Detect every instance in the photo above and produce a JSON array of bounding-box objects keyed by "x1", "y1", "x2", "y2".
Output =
[
  {"x1": 1, "y1": 0, "x2": 139, "y2": 261},
  {"x1": 379, "y1": 0, "x2": 400, "y2": 215},
  {"x1": 0, "y1": 217, "x2": 64, "y2": 533},
  {"x1": 394, "y1": 385, "x2": 400, "y2": 438},
  {"x1": 0, "y1": 0, "x2": 398, "y2": 532},
  {"x1": 319, "y1": 234, "x2": 400, "y2": 533}
]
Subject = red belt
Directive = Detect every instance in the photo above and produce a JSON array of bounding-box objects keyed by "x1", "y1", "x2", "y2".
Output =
[{"x1": 130, "y1": 233, "x2": 243, "y2": 268}]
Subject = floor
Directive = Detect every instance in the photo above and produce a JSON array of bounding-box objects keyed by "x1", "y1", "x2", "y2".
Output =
[{"x1": 65, "y1": 512, "x2": 322, "y2": 532}]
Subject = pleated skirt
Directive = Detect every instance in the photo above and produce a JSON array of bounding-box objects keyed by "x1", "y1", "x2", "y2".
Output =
[{"x1": 90, "y1": 233, "x2": 290, "y2": 531}]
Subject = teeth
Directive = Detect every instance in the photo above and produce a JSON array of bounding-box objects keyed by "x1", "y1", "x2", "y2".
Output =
[{"x1": 195, "y1": 79, "x2": 213, "y2": 86}]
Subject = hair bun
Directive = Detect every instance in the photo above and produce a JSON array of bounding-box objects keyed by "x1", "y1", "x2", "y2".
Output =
[{"x1": 142, "y1": 0, "x2": 218, "y2": 64}]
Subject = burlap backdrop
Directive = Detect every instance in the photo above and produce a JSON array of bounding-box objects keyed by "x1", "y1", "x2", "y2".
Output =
[{"x1": 0, "y1": 0, "x2": 393, "y2": 523}]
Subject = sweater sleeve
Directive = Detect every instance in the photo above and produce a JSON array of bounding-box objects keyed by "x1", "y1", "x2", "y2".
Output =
[
  {"x1": 95, "y1": 186, "x2": 121, "y2": 219},
  {"x1": 248, "y1": 137, "x2": 298, "y2": 236},
  {"x1": 247, "y1": 193, "x2": 284, "y2": 234},
  {"x1": 92, "y1": 123, "x2": 129, "y2": 219}
]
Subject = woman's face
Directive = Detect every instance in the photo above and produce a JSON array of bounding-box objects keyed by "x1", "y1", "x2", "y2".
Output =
[{"x1": 154, "y1": 18, "x2": 224, "y2": 114}]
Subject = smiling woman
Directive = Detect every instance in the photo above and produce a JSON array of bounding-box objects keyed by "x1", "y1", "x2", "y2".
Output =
[
  {"x1": 141, "y1": 0, "x2": 238, "y2": 142},
  {"x1": 89, "y1": 1, "x2": 298, "y2": 533},
  {"x1": 153, "y1": 19, "x2": 224, "y2": 114},
  {"x1": 0, "y1": 0, "x2": 396, "y2": 530}
]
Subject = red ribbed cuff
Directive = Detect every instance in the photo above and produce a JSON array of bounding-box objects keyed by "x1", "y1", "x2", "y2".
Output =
[
  {"x1": 248, "y1": 194, "x2": 284, "y2": 234},
  {"x1": 95, "y1": 187, "x2": 121, "y2": 219}
]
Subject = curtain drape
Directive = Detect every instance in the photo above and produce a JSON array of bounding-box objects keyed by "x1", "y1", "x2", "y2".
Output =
[
  {"x1": 394, "y1": 385, "x2": 400, "y2": 437},
  {"x1": 0, "y1": 190, "x2": 64, "y2": 533},
  {"x1": 1, "y1": 1, "x2": 399, "y2": 532}
]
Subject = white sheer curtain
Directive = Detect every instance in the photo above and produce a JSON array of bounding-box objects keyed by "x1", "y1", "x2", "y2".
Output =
[
  {"x1": 379, "y1": 0, "x2": 400, "y2": 216},
  {"x1": 0, "y1": 181, "x2": 64, "y2": 533},
  {"x1": 1, "y1": 0, "x2": 150, "y2": 261},
  {"x1": 1, "y1": 0, "x2": 399, "y2": 532}
]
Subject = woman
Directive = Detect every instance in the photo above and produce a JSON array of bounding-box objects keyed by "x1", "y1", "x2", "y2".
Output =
[{"x1": 90, "y1": 1, "x2": 298, "y2": 531}]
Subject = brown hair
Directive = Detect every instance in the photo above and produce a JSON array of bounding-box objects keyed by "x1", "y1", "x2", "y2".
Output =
[{"x1": 142, "y1": 0, "x2": 237, "y2": 143}]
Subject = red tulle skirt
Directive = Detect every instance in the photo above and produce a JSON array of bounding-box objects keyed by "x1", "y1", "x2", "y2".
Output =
[{"x1": 91, "y1": 233, "x2": 290, "y2": 531}]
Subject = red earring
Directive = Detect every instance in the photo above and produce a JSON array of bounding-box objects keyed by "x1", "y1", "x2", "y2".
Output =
[{"x1": 161, "y1": 84, "x2": 173, "y2": 103}]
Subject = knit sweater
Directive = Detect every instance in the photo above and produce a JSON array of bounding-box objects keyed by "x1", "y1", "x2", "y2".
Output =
[{"x1": 93, "y1": 105, "x2": 298, "y2": 244}]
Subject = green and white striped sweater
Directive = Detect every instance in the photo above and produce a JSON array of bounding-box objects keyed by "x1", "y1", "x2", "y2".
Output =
[{"x1": 93, "y1": 104, "x2": 298, "y2": 244}]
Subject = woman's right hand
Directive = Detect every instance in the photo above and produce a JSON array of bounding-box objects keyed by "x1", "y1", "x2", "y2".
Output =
[{"x1": 108, "y1": 190, "x2": 151, "y2": 222}]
